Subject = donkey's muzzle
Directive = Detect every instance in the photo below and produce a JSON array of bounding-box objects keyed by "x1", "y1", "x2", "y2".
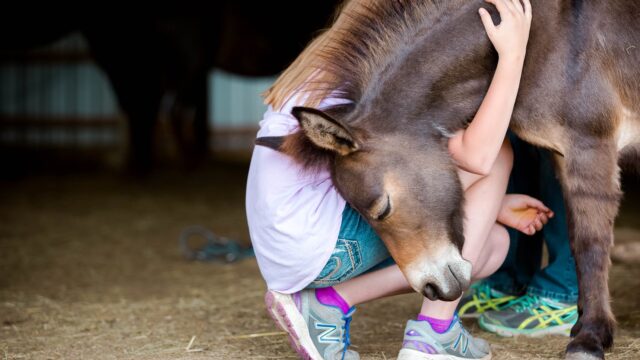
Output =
[
  {"x1": 404, "y1": 242, "x2": 472, "y2": 301},
  {"x1": 422, "y1": 261, "x2": 471, "y2": 301}
]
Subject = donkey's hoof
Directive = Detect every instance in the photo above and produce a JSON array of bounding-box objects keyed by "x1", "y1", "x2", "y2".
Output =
[
  {"x1": 566, "y1": 337, "x2": 605, "y2": 360},
  {"x1": 566, "y1": 332, "x2": 606, "y2": 360},
  {"x1": 565, "y1": 352, "x2": 603, "y2": 360}
]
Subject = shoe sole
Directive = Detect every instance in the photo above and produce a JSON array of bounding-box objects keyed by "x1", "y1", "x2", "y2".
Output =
[
  {"x1": 478, "y1": 316, "x2": 573, "y2": 338},
  {"x1": 265, "y1": 290, "x2": 324, "y2": 360},
  {"x1": 398, "y1": 348, "x2": 491, "y2": 360},
  {"x1": 458, "y1": 312, "x2": 482, "y2": 319}
]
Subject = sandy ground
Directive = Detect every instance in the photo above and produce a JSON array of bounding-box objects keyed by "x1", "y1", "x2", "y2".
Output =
[{"x1": 0, "y1": 163, "x2": 638, "y2": 359}]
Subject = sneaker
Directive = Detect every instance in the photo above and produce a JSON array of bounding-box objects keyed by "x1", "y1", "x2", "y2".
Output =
[
  {"x1": 457, "y1": 281, "x2": 517, "y2": 319},
  {"x1": 265, "y1": 290, "x2": 359, "y2": 360},
  {"x1": 397, "y1": 316, "x2": 492, "y2": 360},
  {"x1": 478, "y1": 294, "x2": 578, "y2": 337}
]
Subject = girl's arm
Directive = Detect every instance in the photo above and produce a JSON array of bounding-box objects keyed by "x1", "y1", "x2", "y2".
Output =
[{"x1": 448, "y1": 0, "x2": 532, "y2": 175}]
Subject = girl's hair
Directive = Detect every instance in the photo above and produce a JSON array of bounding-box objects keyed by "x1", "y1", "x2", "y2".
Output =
[
  {"x1": 263, "y1": 1, "x2": 350, "y2": 110},
  {"x1": 263, "y1": 0, "x2": 437, "y2": 111}
]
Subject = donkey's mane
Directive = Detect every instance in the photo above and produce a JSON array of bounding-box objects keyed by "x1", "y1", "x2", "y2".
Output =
[{"x1": 265, "y1": 0, "x2": 467, "y2": 110}]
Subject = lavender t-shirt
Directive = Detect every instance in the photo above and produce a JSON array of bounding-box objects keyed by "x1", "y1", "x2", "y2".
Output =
[{"x1": 246, "y1": 98, "x2": 347, "y2": 294}]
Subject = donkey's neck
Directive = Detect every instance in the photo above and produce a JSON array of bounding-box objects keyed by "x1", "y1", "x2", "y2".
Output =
[
  {"x1": 353, "y1": 0, "x2": 494, "y2": 133},
  {"x1": 361, "y1": 0, "x2": 484, "y2": 100}
]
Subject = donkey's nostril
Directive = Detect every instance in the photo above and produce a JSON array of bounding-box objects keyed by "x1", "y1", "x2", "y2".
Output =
[
  {"x1": 453, "y1": 260, "x2": 472, "y2": 289},
  {"x1": 448, "y1": 263, "x2": 470, "y2": 291},
  {"x1": 424, "y1": 283, "x2": 439, "y2": 301}
]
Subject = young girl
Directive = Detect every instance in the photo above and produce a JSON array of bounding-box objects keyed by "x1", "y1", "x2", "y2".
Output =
[{"x1": 247, "y1": 0, "x2": 543, "y2": 359}]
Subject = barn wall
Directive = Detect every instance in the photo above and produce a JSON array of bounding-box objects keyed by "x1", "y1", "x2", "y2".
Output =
[{"x1": 0, "y1": 33, "x2": 273, "y2": 153}]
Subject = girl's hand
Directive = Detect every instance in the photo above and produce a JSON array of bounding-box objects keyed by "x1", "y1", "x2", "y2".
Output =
[
  {"x1": 498, "y1": 194, "x2": 553, "y2": 236},
  {"x1": 479, "y1": 0, "x2": 532, "y2": 61}
]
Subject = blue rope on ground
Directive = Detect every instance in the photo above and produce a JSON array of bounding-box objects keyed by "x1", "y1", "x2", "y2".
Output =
[{"x1": 179, "y1": 225, "x2": 254, "y2": 263}]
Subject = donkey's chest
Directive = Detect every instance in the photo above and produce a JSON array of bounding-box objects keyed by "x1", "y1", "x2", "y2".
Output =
[
  {"x1": 510, "y1": 106, "x2": 640, "y2": 155},
  {"x1": 616, "y1": 106, "x2": 640, "y2": 151},
  {"x1": 509, "y1": 117, "x2": 568, "y2": 156}
]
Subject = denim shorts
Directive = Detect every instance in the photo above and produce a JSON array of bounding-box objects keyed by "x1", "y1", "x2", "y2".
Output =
[{"x1": 307, "y1": 204, "x2": 394, "y2": 288}]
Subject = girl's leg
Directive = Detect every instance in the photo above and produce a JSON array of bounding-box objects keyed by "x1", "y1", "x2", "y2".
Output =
[
  {"x1": 472, "y1": 224, "x2": 510, "y2": 280},
  {"x1": 334, "y1": 263, "x2": 411, "y2": 306}
]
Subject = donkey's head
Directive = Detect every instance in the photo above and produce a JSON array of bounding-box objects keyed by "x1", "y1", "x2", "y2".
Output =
[{"x1": 257, "y1": 105, "x2": 471, "y2": 301}]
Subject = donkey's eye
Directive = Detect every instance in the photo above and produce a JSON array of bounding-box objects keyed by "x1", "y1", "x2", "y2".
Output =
[{"x1": 374, "y1": 194, "x2": 392, "y2": 221}]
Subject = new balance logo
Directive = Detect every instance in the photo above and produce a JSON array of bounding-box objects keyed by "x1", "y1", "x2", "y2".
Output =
[
  {"x1": 452, "y1": 332, "x2": 469, "y2": 354},
  {"x1": 315, "y1": 323, "x2": 341, "y2": 343}
]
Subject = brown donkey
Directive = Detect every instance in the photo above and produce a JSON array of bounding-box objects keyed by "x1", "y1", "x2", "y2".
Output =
[{"x1": 257, "y1": 1, "x2": 640, "y2": 359}]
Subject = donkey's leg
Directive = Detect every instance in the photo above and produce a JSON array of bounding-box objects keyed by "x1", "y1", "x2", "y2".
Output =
[{"x1": 555, "y1": 142, "x2": 620, "y2": 360}]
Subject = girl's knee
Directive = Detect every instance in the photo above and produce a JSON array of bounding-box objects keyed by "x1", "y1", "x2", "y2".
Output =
[
  {"x1": 486, "y1": 224, "x2": 510, "y2": 271},
  {"x1": 470, "y1": 224, "x2": 510, "y2": 279},
  {"x1": 492, "y1": 224, "x2": 510, "y2": 258}
]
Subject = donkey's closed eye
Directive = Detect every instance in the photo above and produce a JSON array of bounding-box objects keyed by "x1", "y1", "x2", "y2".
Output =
[{"x1": 373, "y1": 194, "x2": 392, "y2": 221}]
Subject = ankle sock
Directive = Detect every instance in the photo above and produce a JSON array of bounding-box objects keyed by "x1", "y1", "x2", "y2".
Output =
[
  {"x1": 315, "y1": 287, "x2": 351, "y2": 314},
  {"x1": 417, "y1": 314, "x2": 453, "y2": 334}
]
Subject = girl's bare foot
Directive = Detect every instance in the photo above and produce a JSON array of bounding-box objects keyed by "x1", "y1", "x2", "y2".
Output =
[{"x1": 498, "y1": 194, "x2": 554, "y2": 235}]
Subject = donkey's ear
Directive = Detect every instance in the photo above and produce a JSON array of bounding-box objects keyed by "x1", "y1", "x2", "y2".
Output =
[
  {"x1": 291, "y1": 106, "x2": 359, "y2": 155},
  {"x1": 255, "y1": 136, "x2": 286, "y2": 151}
]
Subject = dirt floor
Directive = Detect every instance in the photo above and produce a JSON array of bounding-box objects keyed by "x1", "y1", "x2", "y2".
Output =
[{"x1": 1, "y1": 162, "x2": 639, "y2": 359}]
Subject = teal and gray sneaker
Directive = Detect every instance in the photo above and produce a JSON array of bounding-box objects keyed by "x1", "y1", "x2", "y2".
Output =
[
  {"x1": 478, "y1": 294, "x2": 578, "y2": 337},
  {"x1": 397, "y1": 316, "x2": 492, "y2": 360},
  {"x1": 457, "y1": 281, "x2": 517, "y2": 319},
  {"x1": 265, "y1": 290, "x2": 359, "y2": 360}
]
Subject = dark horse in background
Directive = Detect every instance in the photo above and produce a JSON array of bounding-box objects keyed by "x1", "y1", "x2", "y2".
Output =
[
  {"x1": 0, "y1": 2, "x2": 341, "y2": 172},
  {"x1": 258, "y1": 1, "x2": 639, "y2": 359}
]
